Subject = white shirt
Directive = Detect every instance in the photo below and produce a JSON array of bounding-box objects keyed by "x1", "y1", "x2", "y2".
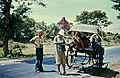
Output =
[
  {"x1": 90, "y1": 33, "x2": 101, "y2": 46},
  {"x1": 54, "y1": 35, "x2": 66, "y2": 52},
  {"x1": 30, "y1": 36, "x2": 44, "y2": 48}
]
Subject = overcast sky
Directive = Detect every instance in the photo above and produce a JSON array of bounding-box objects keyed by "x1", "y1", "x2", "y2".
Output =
[{"x1": 28, "y1": 0, "x2": 120, "y2": 33}]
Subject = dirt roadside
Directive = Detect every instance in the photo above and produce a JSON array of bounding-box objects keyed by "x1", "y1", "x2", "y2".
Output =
[
  {"x1": 84, "y1": 61, "x2": 120, "y2": 78},
  {"x1": 108, "y1": 61, "x2": 120, "y2": 78}
]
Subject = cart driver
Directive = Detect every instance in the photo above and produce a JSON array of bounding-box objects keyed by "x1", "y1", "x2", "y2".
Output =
[{"x1": 90, "y1": 29, "x2": 101, "y2": 49}]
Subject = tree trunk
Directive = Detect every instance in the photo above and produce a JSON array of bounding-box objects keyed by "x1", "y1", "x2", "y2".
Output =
[
  {"x1": 3, "y1": 34, "x2": 9, "y2": 57},
  {"x1": 2, "y1": 0, "x2": 12, "y2": 57}
]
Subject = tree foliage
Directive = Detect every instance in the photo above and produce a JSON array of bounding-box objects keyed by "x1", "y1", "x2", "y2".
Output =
[
  {"x1": 0, "y1": 0, "x2": 46, "y2": 56},
  {"x1": 35, "y1": 22, "x2": 59, "y2": 40},
  {"x1": 75, "y1": 10, "x2": 112, "y2": 28},
  {"x1": 111, "y1": 0, "x2": 120, "y2": 19}
]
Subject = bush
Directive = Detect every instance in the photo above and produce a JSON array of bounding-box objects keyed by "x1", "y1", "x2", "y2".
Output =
[
  {"x1": 115, "y1": 39, "x2": 120, "y2": 43},
  {"x1": 0, "y1": 52, "x2": 3, "y2": 58},
  {"x1": 8, "y1": 40, "x2": 27, "y2": 58},
  {"x1": 0, "y1": 41, "x2": 3, "y2": 47},
  {"x1": 103, "y1": 37, "x2": 111, "y2": 42}
]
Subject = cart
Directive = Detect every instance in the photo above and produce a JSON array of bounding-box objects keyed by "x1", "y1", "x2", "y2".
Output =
[{"x1": 66, "y1": 25, "x2": 107, "y2": 70}]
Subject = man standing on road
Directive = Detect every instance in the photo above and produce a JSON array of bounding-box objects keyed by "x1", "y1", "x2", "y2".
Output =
[
  {"x1": 30, "y1": 29, "x2": 44, "y2": 72},
  {"x1": 54, "y1": 29, "x2": 66, "y2": 75}
]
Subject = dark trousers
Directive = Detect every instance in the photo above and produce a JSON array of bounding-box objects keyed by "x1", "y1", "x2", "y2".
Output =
[{"x1": 35, "y1": 48, "x2": 43, "y2": 72}]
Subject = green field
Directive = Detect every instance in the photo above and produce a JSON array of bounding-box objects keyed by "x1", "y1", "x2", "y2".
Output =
[
  {"x1": 0, "y1": 48, "x2": 3, "y2": 58},
  {"x1": 23, "y1": 43, "x2": 56, "y2": 55},
  {"x1": 0, "y1": 43, "x2": 56, "y2": 59}
]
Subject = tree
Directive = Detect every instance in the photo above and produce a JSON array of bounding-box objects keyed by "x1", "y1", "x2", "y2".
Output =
[
  {"x1": 0, "y1": 0, "x2": 46, "y2": 57},
  {"x1": 46, "y1": 23, "x2": 59, "y2": 39},
  {"x1": 35, "y1": 22, "x2": 59, "y2": 40},
  {"x1": 35, "y1": 21, "x2": 47, "y2": 31},
  {"x1": 11, "y1": 15, "x2": 36, "y2": 43},
  {"x1": 111, "y1": 0, "x2": 120, "y2": 19},
  {"x1": 74, "y1": 10, "x2": 112, "y2": 28}
]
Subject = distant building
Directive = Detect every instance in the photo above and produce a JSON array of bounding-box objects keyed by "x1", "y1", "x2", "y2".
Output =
[{"x1": 57, "y1": 17, "x2": 70, "y2": 30}]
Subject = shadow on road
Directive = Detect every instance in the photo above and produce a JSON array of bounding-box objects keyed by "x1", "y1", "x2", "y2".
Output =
[
  {"x1": 43, "y1": 56, "x2": 56, "y2": 65},
  {"x1": 15, "y1": 56, "x2": 56, "y2": 65},
  {"x1": 65, "y1": 73, "x2": 81, "y2": 76},
  {"x1": 78, "y1": 66, "x2": 119, "y2": 78},
  {"x1": 41, "y1": 70, "x2": 57, "y2": 72}
]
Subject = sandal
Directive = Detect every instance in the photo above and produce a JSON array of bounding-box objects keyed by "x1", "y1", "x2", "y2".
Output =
[
  {"x1": 63, "y1": 72, "x2": 66, "y2": 75},
  {"x1": 57, "y1": 71, "x2": 62, "y2": 75}
]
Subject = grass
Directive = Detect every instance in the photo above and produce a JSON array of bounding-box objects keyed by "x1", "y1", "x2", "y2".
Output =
[
  {"x1": 23, "y1": 43, "x2": 56, "y2": 55},
  {"x1": 0, "y1": 48, "x2": 3, "y2": 58},
  {"x1": 0, "y1": 43, "x2": 56, "y2": 60}
]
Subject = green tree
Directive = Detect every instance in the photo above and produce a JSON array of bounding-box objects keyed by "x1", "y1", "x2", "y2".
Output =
[
  {"x1": 75, "y1": 10, "x2": 112, "y2": 28},
  {"x1": 35, "y1": 22, "x2": 59, "y2": 40},
  {"x1": 100, "y1": 31, "x2": 108, "y2": 41},
  {"x1": 111, "y1": 0, "x2": 120, "y2": 19},
  {"x1": 11, "y1": 15, "x2": 36, "y2": 43},
  {"x1": 46, "y1": 23, "x2": 59, "y2": 39},
  {"x1": 0, "y1": 0, "x2": 46, "y2": 57},
  {"x1": 35, "y1": 21, "x2": 47, "y2": 31}
]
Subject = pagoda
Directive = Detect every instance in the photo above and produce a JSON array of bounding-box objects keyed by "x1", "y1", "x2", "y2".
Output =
[{"x1": 57, "y1": 17, "x2": 70, "y2": 30}]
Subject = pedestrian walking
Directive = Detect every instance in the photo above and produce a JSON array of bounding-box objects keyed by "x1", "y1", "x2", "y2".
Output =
[
  {"x1": 30, "y1": 29, "x2": 44, "y2": 72},
  {"x1": 54, "y1": 29, "x2": 66, "y2": 75}
]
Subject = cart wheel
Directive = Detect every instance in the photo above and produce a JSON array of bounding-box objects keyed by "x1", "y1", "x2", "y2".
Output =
[{"x1": 66, "y1": 47, "x2": 75, "y2": 68}]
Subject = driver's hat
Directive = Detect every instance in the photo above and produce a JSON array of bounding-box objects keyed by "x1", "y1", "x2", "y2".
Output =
[
  {"x1": 58, "y1": 29, "x2": 64, "y2": 36},
  {"x1": 36, "y1": 29, "x2": 43, "y2": 33}
]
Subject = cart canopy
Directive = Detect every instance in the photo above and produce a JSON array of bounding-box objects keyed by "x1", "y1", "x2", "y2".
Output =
[{"x1": 69, "y1": 24, "x2": 99, "y2": 33}]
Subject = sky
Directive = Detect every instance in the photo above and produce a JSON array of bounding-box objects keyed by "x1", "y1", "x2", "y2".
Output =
[{"x1": 28, "y1": 0, "x2": 120, "y2": 33}]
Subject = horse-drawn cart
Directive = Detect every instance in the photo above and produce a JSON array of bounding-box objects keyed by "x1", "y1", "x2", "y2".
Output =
[{"x1": 65, "y1": 25, "x2": 107, "y2": 70}]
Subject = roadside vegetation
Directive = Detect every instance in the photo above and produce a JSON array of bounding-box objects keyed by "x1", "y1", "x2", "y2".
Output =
[{"x1": 101, "y1": 31, "x2": 120, "y2": 46}]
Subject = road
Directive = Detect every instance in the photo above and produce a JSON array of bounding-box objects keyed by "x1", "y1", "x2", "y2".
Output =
[
  {"x1": 104, "y1": 46, "x2": 120, "y2": 63},
  {"x1": 0, "y1": 46, "x2": 120, "y2": 78}
]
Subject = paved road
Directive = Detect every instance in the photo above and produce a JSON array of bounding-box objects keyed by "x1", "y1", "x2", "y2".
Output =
[
  {"x1": 0, "y1": 46, "x2": 120, "y2": 78},
  {"x1": 104, "y1": 46, "x2": 120, "y2": 63}
]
